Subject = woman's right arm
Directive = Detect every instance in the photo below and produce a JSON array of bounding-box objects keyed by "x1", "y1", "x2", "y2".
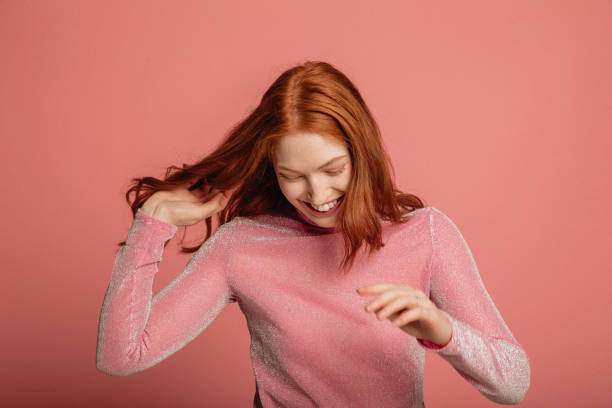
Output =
[{"x1": 95, "y1": 207, "x2": 237, "y2": 376}]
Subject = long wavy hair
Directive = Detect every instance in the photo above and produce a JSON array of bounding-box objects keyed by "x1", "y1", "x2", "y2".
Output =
[{"x1": 118, "y1": 60, "x2": 426, "y2": 275}]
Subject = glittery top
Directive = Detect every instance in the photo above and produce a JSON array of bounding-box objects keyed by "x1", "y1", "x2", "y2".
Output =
[{"x1": 96, "y1": 205, "x2": 531, "y2": 407}]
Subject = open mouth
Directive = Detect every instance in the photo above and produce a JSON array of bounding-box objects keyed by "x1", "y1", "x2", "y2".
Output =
[{"x1": 302, "y1": 195, "x2": 344, "y2": 216}]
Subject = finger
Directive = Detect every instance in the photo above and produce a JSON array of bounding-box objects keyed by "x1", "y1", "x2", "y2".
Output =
[
  {"x1": 190, "y1": 189, "x2": 208, "y2": 201},
  {"x1": 364, "y1": 289, "x2": 423, "y2": 313},
  {"x1": 391, "y1": 307, "x2": 423, "y2": 327},
  {"x1": 356, "y1": 283, "x2": 399, "y2": 294},
  {"x1": 218, "y1": 192, "x2": 230, "y2": 207},
  {"x1": 364, "y1": 289, "x2": 408, "y2": 312},
  {"x1": 209, "y1": 191, "x2": 225, "y2": 204},
  {"x1": 196, "y1": 193, "x2": 224, "y2": 215},
  {"x1": 215, "y1": 191, "x2": 228, "y2": 208},
  {"x1": 374, "y1": 296, "x2": 413, "y2": 320},
  {"x1": 214, "y1": 190, "x2": 229, "y2": 206},
  {"x1": 373, "y1": 294, "x2": 423, "y2": 320},
  {"x1": 200, "y1": 188, "x2": 221, "y2": 201}
]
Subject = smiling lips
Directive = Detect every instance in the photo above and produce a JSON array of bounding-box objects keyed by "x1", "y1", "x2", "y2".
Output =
[{"x1": 303, "y1": 194, "x2": 344, "y2": 215}]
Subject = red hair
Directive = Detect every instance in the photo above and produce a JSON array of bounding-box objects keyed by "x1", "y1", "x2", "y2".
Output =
[{"x1": 118, "y1": 60, "x2": 426, "y2": 274}]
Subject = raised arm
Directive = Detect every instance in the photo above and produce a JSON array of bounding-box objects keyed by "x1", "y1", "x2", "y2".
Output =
[
  {"x1": 416, "y1": 207, "x2": 531, "y2": 404},
  {"x1": 96, "y1": 208, "x2": 237, "y2": 376}
]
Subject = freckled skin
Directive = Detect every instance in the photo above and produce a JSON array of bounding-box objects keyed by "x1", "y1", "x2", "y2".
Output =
[{"x1": 273, "y1": 132, "x2": 352, "y2": 229}]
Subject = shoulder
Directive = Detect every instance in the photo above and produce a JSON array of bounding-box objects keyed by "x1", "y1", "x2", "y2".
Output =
[
  {"x1": 426, "y1": 206, "x2": 463, "y2": 229},
  {"x1": 397, "y1": 206, "x2": 461, "y2": 239},
  {"x1": 405, "y1": 206, "x2": 448, "y2": 218},
  {"x1": 403, "y1": 206, "x2": 434, "y2": 218},
  {"x1": 397, "y1": 205, "x2": 438, "y2": 227},
  {"x1": 421, "y1": 207, "x2": 474, "y2": 248},
  {"x1": 406, "y1": 206, "x2": 455, "y2": 226},
  {"x1": 380, "y1": 206, "x2": 434, "y2": 238}
]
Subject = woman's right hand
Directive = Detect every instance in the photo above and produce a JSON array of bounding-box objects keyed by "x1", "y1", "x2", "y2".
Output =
[{"x1": 139, "y1": 184, "x2": 231, "y2": 226}]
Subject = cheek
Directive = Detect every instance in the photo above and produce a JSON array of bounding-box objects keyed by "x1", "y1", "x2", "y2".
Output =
[
  {"x1": 339, "y1": 172, "x2": 352, "y2": 188},
  {"x1": 278, "y1": 180, "x2": 300, "y2": 199}
]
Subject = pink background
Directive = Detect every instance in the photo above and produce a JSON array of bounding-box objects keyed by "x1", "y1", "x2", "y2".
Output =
[{"x1": 2, "y1": 1, "x2": 610, "y2": 406}]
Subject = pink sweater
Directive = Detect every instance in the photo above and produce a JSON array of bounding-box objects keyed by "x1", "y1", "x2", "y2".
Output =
[{"x1": 96, "y1": 205, "x2": 530, "y2": 407}]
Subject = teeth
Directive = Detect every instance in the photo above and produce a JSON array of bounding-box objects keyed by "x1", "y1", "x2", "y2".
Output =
[{"x1": 311, "y1": 198, "x2": 338, "y2": 211}]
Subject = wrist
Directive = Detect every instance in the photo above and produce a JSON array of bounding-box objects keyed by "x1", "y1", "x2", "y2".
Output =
[
  {"x1": 140, "y1": 201, "x2": 159, "y2": 217},
  {"x1": 151, "y1": 203, "x2": 173, "y2": 224},
  {"x1": 433, "y1": 312, "x2": 452, "y2": 346}
]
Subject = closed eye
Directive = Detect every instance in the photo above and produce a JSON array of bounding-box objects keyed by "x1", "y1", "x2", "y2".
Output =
[
  {"x1": 280, "y1": 175, "x2": 301, "y2": 180},
  {"x1": 280, "y1": 167, "x2": 345, "y2": 181}
]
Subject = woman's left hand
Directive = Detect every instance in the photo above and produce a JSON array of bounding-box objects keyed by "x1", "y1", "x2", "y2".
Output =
[{"x1": 356, "y1": 283, "x2": 452, "y2": 347}]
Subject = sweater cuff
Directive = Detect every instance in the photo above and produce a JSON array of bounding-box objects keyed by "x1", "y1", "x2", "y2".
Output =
[{"x1": 124, "y1": 208, "x2": 178, "y2": 260}]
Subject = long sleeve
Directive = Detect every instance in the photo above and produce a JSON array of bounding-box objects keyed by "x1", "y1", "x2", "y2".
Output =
[
  {"x1": 96, "y1": 208, "x2": 237, "y2": 376},
  {"x1": 416, "y1": 207, "x2": 531, "y2": 404}
]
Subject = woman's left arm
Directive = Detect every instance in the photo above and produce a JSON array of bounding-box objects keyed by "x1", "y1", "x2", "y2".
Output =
[{"x1": 420, "y1": 207, "x2": 531, "y2": 404}]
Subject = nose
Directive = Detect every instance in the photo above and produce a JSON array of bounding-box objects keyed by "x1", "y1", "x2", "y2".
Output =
[{"x1": 306, "y1": 177, "x2": 335, "y2": 206}]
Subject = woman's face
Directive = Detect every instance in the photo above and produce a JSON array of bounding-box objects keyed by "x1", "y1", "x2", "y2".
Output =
[{"x1": 273, "y1": 132, "x2": 352, "y2": 228}]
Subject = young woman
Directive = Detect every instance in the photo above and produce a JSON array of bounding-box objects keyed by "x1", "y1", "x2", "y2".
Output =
[{"x1": 96, "y1": 61, "x2": 530, "y2": 407}]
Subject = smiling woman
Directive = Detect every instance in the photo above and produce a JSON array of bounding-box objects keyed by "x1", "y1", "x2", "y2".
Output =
[
  {"x1": 273, "y1": 132, "x2": 352, "y2": 229},
  {"x1": 113, "y1": 60, "x2": 426, "y2": 274},
  {"x1": 97, "y1": 60, "x2": 531, "y2": 407}
]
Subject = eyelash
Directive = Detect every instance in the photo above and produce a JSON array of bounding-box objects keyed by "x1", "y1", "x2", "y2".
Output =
[{"x1": 281, "y1": 167, "x2": 345, "y2": 181}]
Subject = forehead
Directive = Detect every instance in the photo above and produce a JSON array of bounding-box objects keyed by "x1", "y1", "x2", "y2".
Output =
[{"x1": 274, "y1": 132, "x2": 348, "y2": 162}]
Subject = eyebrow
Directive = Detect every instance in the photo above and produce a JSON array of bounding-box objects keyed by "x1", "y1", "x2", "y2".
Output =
[{"x1": 276, "y1": 154, "x2": 348, "y2": 173}]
